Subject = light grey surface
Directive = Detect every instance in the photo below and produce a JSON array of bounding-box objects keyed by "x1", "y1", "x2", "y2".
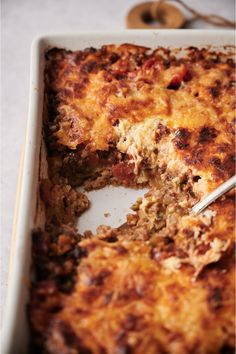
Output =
[{"x1": 1, "y1": 0, "x2": 235, "y2": 326}]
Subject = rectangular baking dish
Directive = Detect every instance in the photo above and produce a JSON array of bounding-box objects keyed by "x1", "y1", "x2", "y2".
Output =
[{"x1": 2, "y1": 30, "x2": 234, "y2": 354}]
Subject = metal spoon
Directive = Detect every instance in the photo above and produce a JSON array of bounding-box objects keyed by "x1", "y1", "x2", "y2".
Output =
[{"x1": 191, "y1": 175, "x2": 236, "y2": 215}]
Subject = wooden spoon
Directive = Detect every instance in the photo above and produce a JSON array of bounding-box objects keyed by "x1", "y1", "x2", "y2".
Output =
[{"x1": 127, "y1": 1, "x2": 185, "y2": 29}]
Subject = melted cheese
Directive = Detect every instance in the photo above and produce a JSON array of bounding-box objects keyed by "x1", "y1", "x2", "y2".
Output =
[
  {"x1": 115, "y1": 117, "x2": 161, "y2": 173},
  {"x1": 37, "y1": 45, "x2": 236, "y2": 354},
  {"x1": 46, "y1": 45, "x2": 235, "y2": 194}
]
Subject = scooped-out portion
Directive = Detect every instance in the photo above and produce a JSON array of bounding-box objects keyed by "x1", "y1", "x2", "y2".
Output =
[{"x1": 29, "y1": 44, "x2": 235, "y2": 354}]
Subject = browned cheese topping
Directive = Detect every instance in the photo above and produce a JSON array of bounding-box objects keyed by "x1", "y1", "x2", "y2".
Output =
[{"x1": 30, "y1": 44, "x2": 235, "y2": 354}]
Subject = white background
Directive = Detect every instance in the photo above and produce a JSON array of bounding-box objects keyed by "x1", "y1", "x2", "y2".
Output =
[{"x1": 1, "y1": 0, "x2": 235, "y2": 325}]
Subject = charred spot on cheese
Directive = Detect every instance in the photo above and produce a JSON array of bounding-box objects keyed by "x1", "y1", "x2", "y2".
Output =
[
  {"x1": 209, "y1": 82, "x2": 221, "y2": 98},
  {"x1": 198, "y1": 126, "x2": 218, "y2": 144},
  {"x1": 46, "y1": 320, "x2": 92, "y2": 353},
  {"x1": 183, "y1": 69, "x2": 193, "y2": 82},
  {"x1": 155, "y1": 123, "x2": 170, "y2": 141},
  {"x1": 209, "y1": 156, "x2": 225, "y2": 175},
  {"x1": 112, "y1": 119, "x2": 120, "y2": 126},
  {"x1": 109, "y1": 52, "x2": 120, "y2": 63},
  {"x1": 86, "y1": 269, "x2": 112, "y2": 287},
  {"x1": 167, "y1": 75, "x2": 182, "y2": 90},
  {"x1": 226, "y1": 154, "x2": 235, "y2": 174},
  {"x1": 184, "y1": 148, "x2": 204, "y2": 166},
  {"x1": 173, "y1": 128, "x2": 191, "y2": 150},
  {"x1": 80, "y1": 60, "x2": 98, "y2": 74},
  {"x1": 45, "y1": 47, "x2": 72, "y2": 61},
  {"x1": 207, "y1": 287, "x2": 223, "y2": 311},
  {"x1": 73, "y1": 78, "x2": 89, "y2": 98}
]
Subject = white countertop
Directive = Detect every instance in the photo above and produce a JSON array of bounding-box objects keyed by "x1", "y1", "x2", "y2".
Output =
[{"x1": 1, "y1": 0, "x2": 235, "y2": 325}]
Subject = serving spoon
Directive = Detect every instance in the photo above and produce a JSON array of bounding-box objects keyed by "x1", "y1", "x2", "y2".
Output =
[{"x1": 191, "y1": 175, "x2": 236, "y2": 215}]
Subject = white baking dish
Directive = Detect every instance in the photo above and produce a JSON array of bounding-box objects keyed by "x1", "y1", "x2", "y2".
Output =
[{"x1": 2, "y1": 30, "x2": 234, "y2": 354}]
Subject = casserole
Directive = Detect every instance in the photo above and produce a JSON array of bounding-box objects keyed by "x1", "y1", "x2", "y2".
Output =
[{"x1": 2, "y1": 30, "x2": 235, "y2": 354}]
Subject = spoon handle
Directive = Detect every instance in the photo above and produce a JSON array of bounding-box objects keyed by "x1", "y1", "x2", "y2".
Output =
[{"x1": 191, "y1": 175, "x2": 236, "y2": 215}]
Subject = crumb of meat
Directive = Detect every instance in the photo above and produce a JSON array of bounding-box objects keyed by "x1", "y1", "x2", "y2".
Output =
[{"x1": 40, "y1": 179, "x2": 89, "y2": 225}]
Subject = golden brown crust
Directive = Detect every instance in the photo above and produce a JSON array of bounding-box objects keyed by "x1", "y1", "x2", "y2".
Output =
[
  {"x1": 45, "y1": 45, "x2": 235, "y2": 191},
  {"x1": 42, "y1": 197, "x2": 235, "y2": 354},
  {"x1": 30, "y1": 44, "x2": 235, "y2": 354}
]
